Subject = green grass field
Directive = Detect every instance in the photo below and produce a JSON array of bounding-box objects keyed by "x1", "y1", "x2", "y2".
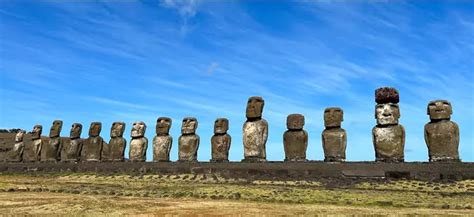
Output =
[{"x1": 0, "y1": 173, "x2": 472, "y2": 215}]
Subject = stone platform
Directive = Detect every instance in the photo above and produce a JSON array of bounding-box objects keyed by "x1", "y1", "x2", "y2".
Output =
[{"x1": 1, "y1": 161, "x2": 473, "y2": 181}]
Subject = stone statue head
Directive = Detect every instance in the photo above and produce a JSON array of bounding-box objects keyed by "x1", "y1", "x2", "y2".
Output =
[
  {"x1": 131, "y1": 121, "x2": 147, "y2": 138},
  {"x1": 49, "y1": 120, "x2": 63, "y2": 138},
  {"x1": 181, "y1": 117, "x2": 198, "y2": 135},
  {"x1": 375, "y1": 103, "x2": 400, "y2": 125},
  {"x1": 156, "y1": 117, "x2": 172, "y2": 135},
  {"x1": 427, "y1": 100, "x2": 452, "y2": 121},
  {"x1": 15, "y1": 130, "x2": 26, "y2": 142},
  {"x1": 214, "y1": 118, "x2": 229, "y2": 134},
  {"x1": 287, "y1": 114, "x2": 305, "y2": 130},
  {"x1": 324, "y1": 107, "x2": 343, "y2": 128},
  {"x1": 70, "y1": 123, "x2": 82, "y2": 139},
  {"x1": 31, "y1": 125, "x2": 42, "y2": 140},
  {"x1": 89, "y1": 122, "x2": 102, "y2": 137},
  {"x1": 111, "y1": 122, "x2": 125, "y2": 138},
  {"x1": 246, "y1": 96, "x2": 264, "y2": 119},
  {"x1": 375, "y1": 87, "x2": 399, "y2": 104}
]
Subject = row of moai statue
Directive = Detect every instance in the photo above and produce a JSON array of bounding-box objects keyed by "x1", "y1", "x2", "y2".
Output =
[{"x1": 7, "y1": 87, "x2": 461, "y2": 163}]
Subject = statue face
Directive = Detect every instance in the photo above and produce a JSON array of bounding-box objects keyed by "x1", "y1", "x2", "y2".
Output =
[
  {"x1": 31, "y1": 125, "x2": 42, "y2": 140},
  {"x1": 111, "y1": 122, "x2": 125, "y2": 138},
  {"x1": 246, "y1": 96, "x2": 264, "y2": 119},
  {"x1": 156, "y1": 117, "x2": 172, "y2": 135},
  {"x1": 428, "y1": 100, "x2": 452, "y2": 120},
  {"x1": 89, "y1": 122, "x2": 102, "y2": 137},
  {"x1": 324, "y1": 108, "x2": 343, "y2": 128},
  {"x1": 375, "y1": 103, "x2": 400, "y2": 125},
  {"x1": 70, "y1": 123, "x2": 82, "y2": 139},
  {"x1": 181, "y1": 117, "x2": 198, "y2": 134},
  {"x1": 214, "y1": 118, "x2": 229, "y2": 134},
  {"x1": 131, "y1": 121, "x2": 146, "y2": 138},
  {"x1": 287, "y1": 114, "x2": 305, "y2": 130},
  {"x1": 49, "y1": 120, "x2": 63, "y2": 137},
  {"x1": 15, "y1": 130, "x2": 25, "y2": 142}
]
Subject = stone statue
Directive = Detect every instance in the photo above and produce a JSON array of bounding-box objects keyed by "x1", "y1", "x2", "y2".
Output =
[
  {"x1": 81, "y1": 122, "x2": 105, "y2": 162},
  {"x1": 153, "y1": 117, "x2": 172, "y2": 162},
  {"x1": 30, "y1": 125, "x2": 43, "y2": 161},
  {"x1": 424, "y1": 100, "x2": 460, "y2": 162},
  {"x1": 129, "y1": 121, "x2": 148, "y2": 162},
  {"x1": 211, "y1": 118, "x2": 231, "y2": 162},
  {"x1": 103, "y1": 122, "x2": 127, "y2": 162},
  {"x1": 9, "y1": 130, "x2": 25, "y2": 162},
  {"x1": 322, "y1": 108, "x2": 347, "y2": 162},
  {"x1": 372, "y1": 87, "x2": 405, "y2": 162},
  {"x1": 283, "y1": 114, "x2": 307, "y2": 161},
  {"x1": 242, "y1": 96, "x2": 268, "y2": 162},
  {"x1": 62, "y1": 123, "x2": 83, "y2": 162},
  {"x1": 178, "y1": 117, "x2": 199, "y2": 162},
  {"x1": 41, "y1": 120, "x2": 63, "y2": 162}
]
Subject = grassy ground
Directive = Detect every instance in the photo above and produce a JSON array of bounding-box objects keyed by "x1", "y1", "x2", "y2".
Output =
[{"x1": 0, "y1": 173, "x2": 473, "y2": 215}]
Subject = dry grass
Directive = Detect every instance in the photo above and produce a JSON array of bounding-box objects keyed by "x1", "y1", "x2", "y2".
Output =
[{"x1": 0, "y1": 173, "x2": 473, "y2": 215}]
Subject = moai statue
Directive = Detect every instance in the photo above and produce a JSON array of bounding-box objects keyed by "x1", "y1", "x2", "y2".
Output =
[
  {"x1": 104, "y1": 122, "x2": 127, "y2": 162},
  {"x1": 322, "y1": 108, "x2": 347, "y2": 162},
  {"x1": 425, "y1": 100, "x2": 460, "y2": 162},
  {"x1": 372, "y1": 87, "x2": 405, "y2": 163},
  {"x1": 81, "y1": 122, "x2": 105, "y2": 162},
  {"x1": 129, "y1": 121, "x2": 148, "y2": 162},
  {"x1": 283, "y1": 114, "x2": 308, "y2": 161},
  {"x1": 242, "y1": 96, "x2": 268, "y2": 162},
  {"x1": 62, "y1": 123, "x2": 83, "y2": 162},
  {"x1": 41, "y1": 120, "x2": 63, "y2": 162},
  {"x1": 178, "y1": 117, "x2": 199, "y2": 162},
  {"x1": 30, "y1": 125, "x2": 43, "y2": 161},
  {"x1": 211, "y1": 118, "x2": 231, "y2": 162},
  {"x1": 153, "y1": 117, "x2": 172, "y2": 162},
  {"x1": 9, "y1": 130, "x2": 25, "y2": 162}
]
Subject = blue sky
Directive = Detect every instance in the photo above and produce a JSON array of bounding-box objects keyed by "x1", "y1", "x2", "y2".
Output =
[{"x1": 0, "y1": 1, "x2": 473, "y2": 162}]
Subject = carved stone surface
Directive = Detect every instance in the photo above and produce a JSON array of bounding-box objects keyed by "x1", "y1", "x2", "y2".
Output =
[
  {"x1": 372, "y1": 88, "x2": 405, "y2": 163},
  {"x1": 211, "y1": 118, "x2": 231, "y2": 162},
  {"x1": 129, "y1": 121, "x2": 147, "y2": 162},
  {"x1": 81, "y1": 122, "x2": 105, "y2": 162},
  {"x1": 284, "y1": 114, "x2": 307, "y2": 161},
  {"x1": 41, "y1": 120, "x2": 63, "y2": 162},
  {"x1": 104, "y1": 122, "x2": 126, "y2": 162},
  {"x1": 153, "y1": 117, "x2": 172, "y2": 162},
  {"x1": 62, "y1": 123, "x2": 83, "y2": 162},
  {"x1": 9, "y1": 130, "x2": 25, "y2": 162},
  {"x1": 29, "y1": 125, "x2": 43, "y2": 162},
  {"x1": 178, "y1": 117, "x2": 199, "y2": 162},
  {"x1": 243, "y1": 96, "x2": 268, "y2": 162},
  {"x1": 424, "y1": 100, "x2": 460, "y2": 162},
  {"x1": 322, "y1": 108, "x2": 347, "y2": 162},
  {"x1": 375, "y1": 87, "x2": 399, "y2": 104}
]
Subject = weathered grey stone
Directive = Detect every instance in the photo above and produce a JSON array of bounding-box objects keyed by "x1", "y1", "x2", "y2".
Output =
[
  {"x1": 30, "y1": 125, "x2": 43, "y2": 162},
  {"x1": 129, "y1": 121, "x2": 147, "y2": 162},
  {"x1": 284, "y1": 114, "x2": 307, "y2": 161},
  {"x1": 211, "y1": 118, "x2": 231, "y2": 162},
  {"x1": 373, "y1": 87, "x2": 405, "y2": 163},
  {"x1": 81, "y1": 122, "x2": 105, "y2": 162},
  {"x1": 322, "y1": 108, "x2": 346, "y2": 162},
  {"x1": 153, "y1": 117, "x2": 172, "y2": 162},
  {"x1": 425, "y1": 100, "x2": 460, "y2": 162},
  {"x1": 62, "y1": 123, "x2": 83, "y2": 162},
  {"x1": 178, "y1": 117, "x2": 199, "y2": 162},
  {"x1": 104, "y1": 122, "x2": 126, "y2": 162},
  {"x1": 9, "y1": 130, "x2": 25, "y2": 162},
  {"x1": 373, "y1": 125, "x2": 405, "y2": 162},
  {"x1": 243, "y1": 96, "x2": 268, "y2": 162},
  {"x1": 41, "y1": 120, "x2": 63, "y2": 162}
]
